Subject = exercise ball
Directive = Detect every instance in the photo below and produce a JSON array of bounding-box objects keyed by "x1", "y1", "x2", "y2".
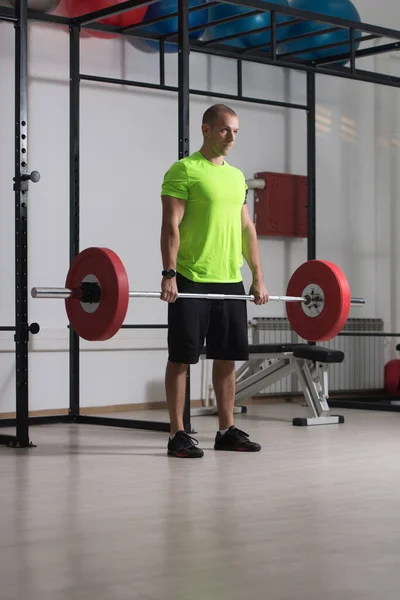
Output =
[
  {"x1": 207, "y1": 0, "x2": 291, "y2": 50},
  {"x1": 65, "y1": 0, "x2": 147, "y2": 39},
  {"x1": 278, "y1": 0, "x2": 361, "y2": 64},
  {"x1": 8, "y1": 0, "x2": 60, "y2": 10},
  {"x1": 384, "y1": 360, "x2": 400, "y2": 396},
  {"x1": 127, "y1": 0, "x2": 208, "y2": 53},
  {"x1": 118, "y1": 1, "x2": 148, "y2": 28},
  {"x1": 125, "y1": 37, "x2": 158, "y2": 54}
]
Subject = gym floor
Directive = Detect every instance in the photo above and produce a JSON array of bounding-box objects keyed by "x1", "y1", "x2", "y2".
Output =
[{"x1": 1, "y1": 402, "x2": 399, "y2": 600}]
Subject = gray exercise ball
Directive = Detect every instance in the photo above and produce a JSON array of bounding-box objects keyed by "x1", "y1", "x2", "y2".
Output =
[{"x1": 8, "y1": 0, "x2": 61, "y2": 12}]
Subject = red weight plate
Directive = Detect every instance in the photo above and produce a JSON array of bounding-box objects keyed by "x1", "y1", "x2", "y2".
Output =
[
  {"x1": 65, "y1": 247, "x2": 129, "y2": 341},
  {"x1": 384, "y1": 360, "x2": 400, "y2": 396},
  {"x1": 286, "y1": 260, "x2": 351, "y2": 342}
]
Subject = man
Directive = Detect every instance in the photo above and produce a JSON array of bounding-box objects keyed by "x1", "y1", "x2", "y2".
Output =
[{"x1": 160, "y1": 104, "x2": 269, "y2": 458}]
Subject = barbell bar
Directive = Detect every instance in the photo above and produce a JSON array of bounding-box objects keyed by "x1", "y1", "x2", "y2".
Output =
[
  {"x1": 30, "y1": 247, "x2": 365, "y2": 343},
  {"x1": 31, "y1": 287, "x2": 365, "y2": 306},
  {"x1": 31, "y1": 288, "x2": 306, "y2": 302}
]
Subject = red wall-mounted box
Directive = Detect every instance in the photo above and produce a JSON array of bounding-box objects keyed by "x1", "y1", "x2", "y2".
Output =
[{"x1": 253, "y1": 171, "x2": 307, "y2": 238}]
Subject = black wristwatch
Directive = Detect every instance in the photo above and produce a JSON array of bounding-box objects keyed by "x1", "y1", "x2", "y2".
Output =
[{"x1": 162, "y1": 269, "x2": 176, "y2": 279}]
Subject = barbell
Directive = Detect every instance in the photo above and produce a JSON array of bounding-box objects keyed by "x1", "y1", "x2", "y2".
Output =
[{"x1": 30, "y1": 247, "x2": 364, "y2": 342}]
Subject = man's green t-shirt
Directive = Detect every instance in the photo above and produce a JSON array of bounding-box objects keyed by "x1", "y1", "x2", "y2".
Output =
[{"x1": 161, "y1": 151, "x2": 247, "y2": 283}]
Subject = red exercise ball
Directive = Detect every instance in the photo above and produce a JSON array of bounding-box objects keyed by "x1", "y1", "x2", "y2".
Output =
[
  {"x1": 65, "y1": 0, "x2": 147, "y2": 39},
  {"x1": 118, "y1": 1, "x2": 148, "y2": 27},
  {"x1": 384, "y1": 359, "x2": 400, "y2": 396}
]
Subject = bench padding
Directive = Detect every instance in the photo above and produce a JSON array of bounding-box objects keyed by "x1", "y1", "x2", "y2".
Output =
[
  {"x1": 292, "y1": 345, "x2": 344, "y2": 364},
  {"x1": 247, "y1": 344, "x2": 296, "y2": 354},
  {"x1": 201, "y1": 343, "x2": 344, "y2": 364},
  {"x1": 247, "y1": 343, "x2": 344, "y2": 364}
]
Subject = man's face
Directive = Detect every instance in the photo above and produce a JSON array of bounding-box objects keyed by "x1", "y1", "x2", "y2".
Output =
[{"x1": 203, "y1": 112, "x2": 239, "y2": 156}]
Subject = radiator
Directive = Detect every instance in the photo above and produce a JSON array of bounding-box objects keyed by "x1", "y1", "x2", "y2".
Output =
[{"x1": 250, "y1": 318, "x2": 384, "y2": 394}]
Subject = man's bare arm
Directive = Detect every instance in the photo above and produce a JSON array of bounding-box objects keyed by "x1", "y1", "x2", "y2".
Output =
[
  {"x1": 160, "y1": 195, "x2": 186, "y2": 270},
  {"x1": 241, "y1": 204, "x2": 263, "y2": 280},
  {"x1": 160, "y1": 195, "x2": 185, "y2": 302},
  {"x1": 241, "y1": 204, "x2": 269, "y2": 305}
]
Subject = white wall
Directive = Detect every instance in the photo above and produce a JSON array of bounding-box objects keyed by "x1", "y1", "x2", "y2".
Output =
[{"x1": 1, "y1": 0, "x2": 400, "y2": 413}]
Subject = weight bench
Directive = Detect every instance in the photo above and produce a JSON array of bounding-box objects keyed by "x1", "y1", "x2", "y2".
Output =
[{"x1": 192, "y1": 344, "x2": 345, "y2": 426}]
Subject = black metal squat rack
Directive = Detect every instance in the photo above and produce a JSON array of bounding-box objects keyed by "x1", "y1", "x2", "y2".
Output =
[{"x1": 1, "y1": 0, "x2": 400, "y2": 448}]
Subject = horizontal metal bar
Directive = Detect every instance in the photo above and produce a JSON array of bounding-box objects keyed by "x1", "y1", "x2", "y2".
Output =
[
  {"x1": 314, "y1": 40, "x2": 400, "y2": 66},
  {"x1": 81, "y1": 0, "x2": 209, "y2": 30},
  {"x1": 338, "y1": 332, "x2": 400, "y2": 337},
  {"x1": 200, "y1": 15, "x2": 295, "y2": 47},
  {"x1": 131, "y1": 292, "x2": 306, "y2": 301},
  {"x1": 31, "y1": 286, "x2": 364, "y2": 305},
  {"x1": 0, "y1": 415, "x2": 72, "y2": 428},
  {"x1": 123, "y1": 1, "x2": 219, "y2": 34},
  {"x1": 202, "y1": 21, "x2": 373, "y2": 55},
  {"x1": 328, "y1": 399, "x2": 400, "y2": 412},
  {"x1": 185, "y1": 7, "x2": 275, "y2": 37},
  {"x1": 241, "y1": 24, "x2": 341, "y2": 54},
  {"x1": 277, "y1": 26, "x2": 343, "y2": 52},
  {"x1": 0, "y1": 435, "x2": 18, "y2": 447},
  {"x1": 0, "y1": 13, "x2": 17, "y2": 23},
  {"x1": 76, "y1": 0, "x2": 156, "y2": 26},
  {"x1": 80, "y1": 73, "x2": 307, "y2": 111},
  {"x1": 279, "y1": 33, "x2": 380, "y2": 60},
  {"x1": 1, "y1": 0, "x2": 400, "y2": 44},
  {"x1": 8, "y1": 10, "x2": 396, "y2": 81},
  {"x1": 31, "y1": 287, "x2": 305, "y2": 302},
  {"x1": 189, "y1": 40, "x2": 400, "y2": 89},
  {"x1": 216, "y1": 0, "x2": 400, "y2": 41},
  {"x1": 0, "y1": 5, "x2": 69, "y2": 25},
  {"x1": 31, "y1": 288, "x2": 72, "y2": 299},
  {"x1": 0, "y1": 413, "x2": 168, "y2": 434},
  {"x1": 120, "y1": 324, "x2": 168, "y2": 329},
  {"x1": 189, "y1": 88, "x2": 307, "y2": 110},
  {"x1": 239, "y1": 19, "x2": 352, "y2": 57},
  {"x1": 81, "y1": 73, "x2": 175, "y2": 89},
  {"x1": 0, "y1": 326, "x2": 16, "y2": 331},
  {"x1": 75, "y1": 415, "x2": 170, "y2": 432}
]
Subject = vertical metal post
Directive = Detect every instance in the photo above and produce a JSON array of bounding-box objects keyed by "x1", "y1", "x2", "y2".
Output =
[
  {"x1": 237, "y1": 59, "x2": 243, "y2": 98},
  {"x1": 69, "y1": 25, "x2": 80, "y2": 418},
  {"x1": 306, "y1": 72, "x2": 316, "y2": 261},
  {"x1": 306, "y1": 71, "x2": 316, "y2": 346},
  {"x1": 178, "y1": 0, "x2": 192, "y2": 433},
  {"x1": 159, "y1": 40, "x2": 165, "y2": 87},
  {"x1": 350, "y1": 28, "x2": 356, "y2": 75},
  {"x1": 178, "y1": 0, "x2": 190, "y2": 161},
  {"x1": 14, "y1": 0, "x2": 30, "y2": 447},
  {"x1": 270, "y1": 11, "x2": 277, "y2": 60}
]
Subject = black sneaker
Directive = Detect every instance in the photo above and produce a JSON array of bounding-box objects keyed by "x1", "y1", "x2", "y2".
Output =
[
  {"x1": 167, "y1": 431, "x2": 204, "y2": 458},
  {"x1": 214, "y1": 426, "x2": 261, "y2": 452}
]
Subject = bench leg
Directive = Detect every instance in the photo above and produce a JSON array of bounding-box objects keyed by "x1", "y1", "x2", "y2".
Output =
[
  {"x1": 293, "y1": 360, "x2": 345, "y2": 426},
  {"x1": 235, "y1": 359, "x2": 294, "y2": 404},
  {"x1": 236, "y1": 358, "x2": 266, "y2": 384},
  {"x1": 193, "y1": 355, "x2": 345, "y2": 426},
  {"x1": 293, "y1": 415, "x2": 345, "y2": 426}
]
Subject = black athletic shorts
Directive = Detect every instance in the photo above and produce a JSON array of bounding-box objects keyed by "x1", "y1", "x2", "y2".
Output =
[{"x1": 168, "y1": 272, "x2": 249, "y2": 364}]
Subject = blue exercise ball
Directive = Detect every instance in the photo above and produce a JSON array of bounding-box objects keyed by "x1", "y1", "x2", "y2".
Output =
[
  {"x1": 278, "y1": 0, "x2": 361, "y2": 64},
  {"x1": 207, "y1": 0, "x2": 291, "y2": 50},
  {"x1": 129, "y1": 0, "x2": 208, "y2": 53}
]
